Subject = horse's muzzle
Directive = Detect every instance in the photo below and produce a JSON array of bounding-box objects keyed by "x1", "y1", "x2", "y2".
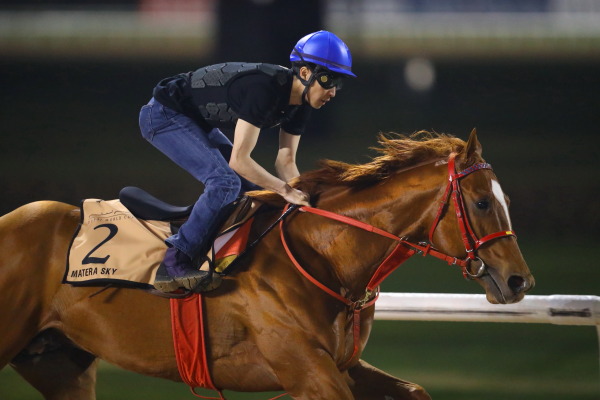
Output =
[{"x1": 507, "y1": 274, "x2": 534, "y2": 294}]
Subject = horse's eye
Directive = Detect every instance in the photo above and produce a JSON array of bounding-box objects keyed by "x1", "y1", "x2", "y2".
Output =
[{"x1": 476, "y1": 200, "x2": 490, "y2": 210}]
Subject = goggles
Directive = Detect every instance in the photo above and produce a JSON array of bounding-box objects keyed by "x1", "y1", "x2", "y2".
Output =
[{"x1": 314, "y1": 72, "x2": 344, "y2": 90}]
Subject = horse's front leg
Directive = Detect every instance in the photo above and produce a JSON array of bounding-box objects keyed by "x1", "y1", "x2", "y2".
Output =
[
  {"x1": 254, "y1": 334, "x2": 354, "y2": 399},
  {"x1": 346, "y1": 359, "x2": 431, "y2": 400}
]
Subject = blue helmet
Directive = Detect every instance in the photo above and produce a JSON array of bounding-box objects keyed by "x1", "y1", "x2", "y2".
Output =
[{"x1": 290, "y1": 31, "x2": 356, "y2": 78}]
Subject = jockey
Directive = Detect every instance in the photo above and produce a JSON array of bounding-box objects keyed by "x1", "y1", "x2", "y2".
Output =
[{"x1": 139, "y1": 30, "x2": 356, "y2": 293}]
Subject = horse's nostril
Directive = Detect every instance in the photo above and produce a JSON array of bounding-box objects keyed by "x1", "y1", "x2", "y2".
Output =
[{"x1": 508, "y1": 275, "x2": 528, "y2": 293}]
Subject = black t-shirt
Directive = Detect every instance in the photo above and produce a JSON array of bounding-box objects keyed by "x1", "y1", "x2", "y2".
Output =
[{"x1": 152, "y1": 63, "x2": 311, "y2": 135}]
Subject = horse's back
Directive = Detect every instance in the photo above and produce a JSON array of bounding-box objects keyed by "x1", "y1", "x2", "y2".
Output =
[
  {"x1": 0, "y1": 200, "x2": 79, "y2": 232},
  {"x1": 1, "y1": 199, "x2": 79, "y2": 282},
  {"x1": 0, "y1": 200, "x2": 79, "y2": 278},
  {"x1": 0, "y1": 201, "x2": 79, "y2": 366}
]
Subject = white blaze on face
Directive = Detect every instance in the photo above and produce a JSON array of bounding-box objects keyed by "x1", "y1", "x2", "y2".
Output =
[{"x1": 491, "y1": 179, "x2": 512, "y2": 230}]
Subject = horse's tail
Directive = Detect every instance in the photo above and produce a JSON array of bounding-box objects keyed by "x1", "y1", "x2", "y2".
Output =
[{"x1": 0, "y1": 201, "x2": 79, "y2": 367}]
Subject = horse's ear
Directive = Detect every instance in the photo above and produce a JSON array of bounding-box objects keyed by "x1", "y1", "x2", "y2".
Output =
[{"x1": 463, "y1": 128, "x2": 482, "y2": 163}]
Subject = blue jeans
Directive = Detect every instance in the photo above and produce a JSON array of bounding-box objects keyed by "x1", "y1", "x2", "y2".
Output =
[{"x1": 139, "y1": 98, "x2": 244, "y2": 260}]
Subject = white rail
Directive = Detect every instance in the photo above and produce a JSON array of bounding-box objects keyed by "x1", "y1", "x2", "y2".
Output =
[
  {"x1": 375, "y1": 292, "x2": 600, "y2": 364},
  {"x1": 376, "y1": 293, "x2": 600, "y2": 325}
]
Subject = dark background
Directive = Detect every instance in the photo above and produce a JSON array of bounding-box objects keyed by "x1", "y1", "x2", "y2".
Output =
[
  {"x1": 1, "y1": 57, "x2": 598, "y2": 237},
  {"x1": 1, "y1": 1, "x2": 599, "y2": 398}
]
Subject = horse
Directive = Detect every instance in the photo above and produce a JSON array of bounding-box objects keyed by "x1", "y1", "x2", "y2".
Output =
[{"x1": 0, "y1": 130, "x2": 534, "y2": 400}]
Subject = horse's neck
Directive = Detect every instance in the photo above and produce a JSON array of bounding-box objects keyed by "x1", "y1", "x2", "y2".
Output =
[{"x1": 289, "y1": 163, "x2": 446, "y2": 300}]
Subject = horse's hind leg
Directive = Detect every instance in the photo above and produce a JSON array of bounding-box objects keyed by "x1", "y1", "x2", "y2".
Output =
[
  {"x1": 347, "y1": 359, "x2": 431, "y2": 400},
  {"x1": 10, "y1": 329, "x2": 98, "y2": 400},
  {"x1": 11, "y1": 349, "x2": 98, "y2": 400}
]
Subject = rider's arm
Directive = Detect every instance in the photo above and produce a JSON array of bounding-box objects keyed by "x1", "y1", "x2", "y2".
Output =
[
  {"x1": 230, "y1": 119, "x2": 310, "y2": 205},
  {"x1": 275, "y1": 129, "x2": 301, "y2": 182}
]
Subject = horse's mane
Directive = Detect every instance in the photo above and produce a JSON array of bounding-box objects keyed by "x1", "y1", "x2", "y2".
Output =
[{"x1": 249, "y1": 131, "x2": 466, "y2": 205}]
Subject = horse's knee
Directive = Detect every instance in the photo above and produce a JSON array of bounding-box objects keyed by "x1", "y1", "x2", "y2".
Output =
[
  {"x1": 347, "y1": 359, "x2": 431, "y2": 400},
  {"x1": 351, "y1": 383, "x2": 431, "y2": 400},
  {"x1": 405, "y1": 384, "x2": 431, "y2": 400}
]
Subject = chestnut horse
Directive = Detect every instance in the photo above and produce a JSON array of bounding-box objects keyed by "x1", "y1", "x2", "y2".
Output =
[{"x1": 0, "y1": 131, "x2": 533, "y2": 400}]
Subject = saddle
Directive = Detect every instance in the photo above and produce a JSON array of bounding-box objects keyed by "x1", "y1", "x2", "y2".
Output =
[{"x1": 64, "y1": 187, "x2": 261, "y2": 294}]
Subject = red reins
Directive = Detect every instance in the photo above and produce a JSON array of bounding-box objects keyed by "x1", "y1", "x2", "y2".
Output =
[{"x1": 278, "y1": 152, "x2": 516, "y2": 368}]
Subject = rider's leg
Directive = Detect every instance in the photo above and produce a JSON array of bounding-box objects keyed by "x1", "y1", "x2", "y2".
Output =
[{"x1": 139, "y1": 98, "x2": 241, "y2": 291}]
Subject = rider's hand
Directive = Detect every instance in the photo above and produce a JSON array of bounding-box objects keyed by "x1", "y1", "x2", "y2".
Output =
[{"x1": 281, "y1": 184, "x2": 311, "y2": 207}]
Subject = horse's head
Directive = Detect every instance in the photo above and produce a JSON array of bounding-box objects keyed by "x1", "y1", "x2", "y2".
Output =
[{"x1": 430, "y1": 129, "x2": 535, "y2": 304}]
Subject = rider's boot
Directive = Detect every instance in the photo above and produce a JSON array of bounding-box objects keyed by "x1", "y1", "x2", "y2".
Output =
[{"x1": 154, "y1": 247, "x2": 211, "y2": 293}]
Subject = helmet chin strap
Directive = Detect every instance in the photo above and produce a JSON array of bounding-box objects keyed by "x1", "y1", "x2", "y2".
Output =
[
  {"x1": 296, "y1": 68, "x2": 317, "y2": 106},
  {"x1": 299, "y1": 65, "x2": 329, "y2": 106},
  {"x1": 292, "y1": 47, "x2": 324, "y2": 106},
  {"x1": 301, "y1": 81, "x2": 312, "y2": 106}
]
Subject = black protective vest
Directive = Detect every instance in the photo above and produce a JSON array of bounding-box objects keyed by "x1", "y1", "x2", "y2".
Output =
[{"x1": 188, "y1": 62, "x2": 291, "y2": 129}]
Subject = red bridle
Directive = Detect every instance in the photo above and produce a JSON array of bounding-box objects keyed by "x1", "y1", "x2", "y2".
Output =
[
  {"x1": 281, "y1": 152, "x2": 515, "y2": 286},
  {"x1": 427, "y1": 152, "x2": 516, "y2": 277},
  {"x1": 278, "y1": 152, "x2": 516, "y2": 368}
]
